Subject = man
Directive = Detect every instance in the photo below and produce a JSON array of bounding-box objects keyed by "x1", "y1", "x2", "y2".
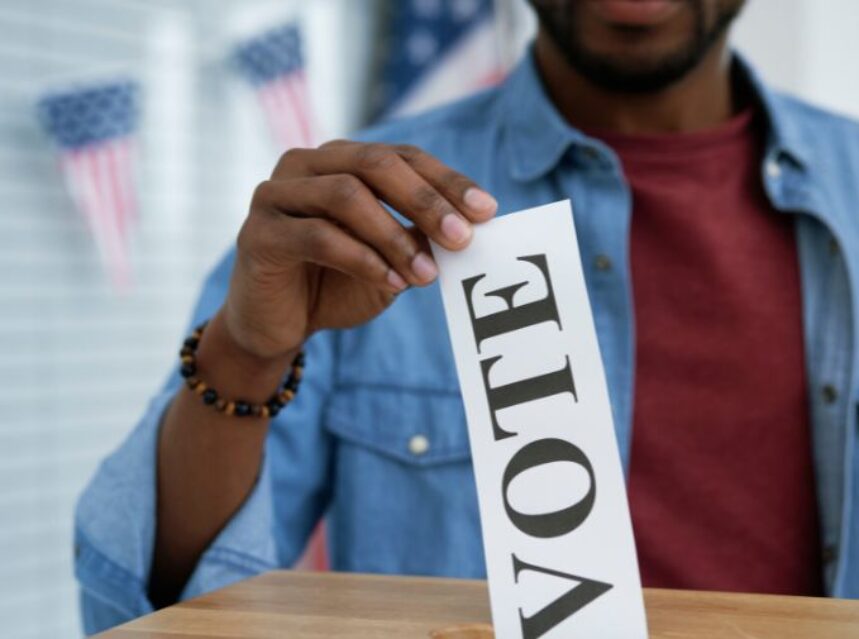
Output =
[{"x1": 76, "y1": 0, "x2": 859, "y2": 633}]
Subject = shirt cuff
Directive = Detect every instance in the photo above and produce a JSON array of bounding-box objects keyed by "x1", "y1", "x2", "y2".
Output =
[{"x1": 75, "y1": 388, "x2": 277, "y2": 633}]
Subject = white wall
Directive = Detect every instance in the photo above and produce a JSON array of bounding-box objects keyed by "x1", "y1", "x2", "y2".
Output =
[
  {"x1": 0, "y1": 1, "x2": 373, "y2": 637},
  {"x1": 733, "y1": 0, "x2": 859, "y2": 119},
  {"x1": 0, "y1": 1, "x2": 857, "y2": 638}
]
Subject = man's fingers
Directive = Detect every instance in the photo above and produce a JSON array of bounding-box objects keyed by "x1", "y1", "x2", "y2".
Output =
[
  {"x1": 394, "y1": 144, "x2": 497, "y2": 222},
  {"x1": 280, "y1": 217, "x2": 407, "y2": 294},
  {"x1": 297, "y1": 142, "x2": 488, "y2": 251},
  {"x1": 274, "y1": 142, "x2": 497, "y2": 225},
  {"x1": 254, "y1": 177, "x2": 438, "y2": 286}
]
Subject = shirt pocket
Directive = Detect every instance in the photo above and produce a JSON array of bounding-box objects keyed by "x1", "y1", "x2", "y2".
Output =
[
  {"x1": 324, "y1": 386, "x2": 471, "y2": 466},
  {"x1": 322, "y1": 386, "x2": 484, "y2": 576}
]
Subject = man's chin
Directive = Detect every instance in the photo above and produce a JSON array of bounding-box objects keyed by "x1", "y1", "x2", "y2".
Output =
[
  {"x1": 531, "y1": 0, "x2": 743, "y2": 94},
  {"x1": 569, "y1": 61, "x2": 696, "y2": 93},
  {"x1": 548, "y1": 24, "x2": 726, "y2": 93}
]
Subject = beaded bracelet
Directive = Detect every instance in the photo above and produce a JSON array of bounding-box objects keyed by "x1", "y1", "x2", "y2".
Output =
[{"x1": 178, "y1": 321, "x2": 305, "y2": 418}]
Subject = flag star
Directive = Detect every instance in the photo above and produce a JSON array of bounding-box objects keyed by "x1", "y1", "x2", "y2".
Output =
[
  {"x1": 234, "y1": 23, "x2": 304, "y2": 86},
  {"x1": 413, "y1": 0, "x2": 442, "y2": 18},
  {"x1": 407, "y1": 30, "x2": 438, "y2": 65},
  {"x1": 451, "y1": 0, "x2": 481, "y2": 21}
]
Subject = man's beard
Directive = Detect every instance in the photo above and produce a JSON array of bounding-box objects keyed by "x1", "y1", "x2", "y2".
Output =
[{"x1": 532, "y1": 0, "x2": 742, "y2": 93}]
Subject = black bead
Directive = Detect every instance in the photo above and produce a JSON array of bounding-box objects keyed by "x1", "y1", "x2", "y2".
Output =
[
  {"x1": 179, "y1": 346, "x2": 194, "y2": 357},
  {"x1": 267, "y1": 400, "x2": 283, "y2": 417},
  {"x1": 183, "y1": 336, "x2": 199, "y2": 349},
  {"x1": 294, "y1": 352, "x2": 305, "y2": 367},
  {"x1": 202, "y1": 389, "x2": 218, "y2": 405},
  {"x1": 180, "y1": 363, "x2": 196, "y2": 378},
  {"x1": 234, "y1": 401, "x2": 251, "y2": 417},
  {"x1": 284, "y1": 377, "x2": 299, "y2": 392}
]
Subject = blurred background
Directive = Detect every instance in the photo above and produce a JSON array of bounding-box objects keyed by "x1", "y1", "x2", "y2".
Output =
[{"x1": 0, "y1": 0, "x2": 858, "y2": 637}]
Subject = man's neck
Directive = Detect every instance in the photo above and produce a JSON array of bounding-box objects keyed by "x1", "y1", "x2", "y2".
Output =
[{"x1": 534, "y1": 31, "x2": 736, "y2": 135}]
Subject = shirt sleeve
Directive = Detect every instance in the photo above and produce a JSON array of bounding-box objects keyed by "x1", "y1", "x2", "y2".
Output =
[{"x1": 73, "y1": 249, "x2": 337, "y2": 635}]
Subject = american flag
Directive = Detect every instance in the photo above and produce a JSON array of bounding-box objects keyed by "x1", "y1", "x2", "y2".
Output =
[
  {"x1": 233, "y1": 24, "x2": 315, "y2": 151},
  {"x1": 375, "y1": 0, "x2": 504, "y2": 120},
  {"x1": 37, "y1": 81, "x2": 139, "y2": 290}
]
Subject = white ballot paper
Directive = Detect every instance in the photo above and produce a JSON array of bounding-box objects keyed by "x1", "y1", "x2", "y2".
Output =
[{"x1": 432, "y1": 200, "x2": 648, "y2": 639}]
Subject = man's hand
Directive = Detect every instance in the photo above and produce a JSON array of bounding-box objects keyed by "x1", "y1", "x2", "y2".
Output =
[
  {"x1": 149, "y1": 141, "x2": 497, "y2": 608},
  {"x1": 224, "y1": 140, "x2": 498, "y2": 362}
]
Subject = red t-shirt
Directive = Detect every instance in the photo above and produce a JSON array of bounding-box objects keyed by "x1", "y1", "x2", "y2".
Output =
[{"x1": 593, "y1": 110, "x2": 823, "y2": 595}]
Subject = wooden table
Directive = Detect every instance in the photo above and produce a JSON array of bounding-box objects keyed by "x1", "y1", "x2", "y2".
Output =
[{"x1": 98, "y1": 570, "x2": 859, "y2": 638}]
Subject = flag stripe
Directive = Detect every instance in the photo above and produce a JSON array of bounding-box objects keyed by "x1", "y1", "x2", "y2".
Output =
[
  {"x1": 114, "y1": 139, "x2": 137, "y2": 228},
  {"x1": 60, "y1": 145, "x2": 132, "y2": 289},
  {"x1": 284, "y1": 71, "x2": 312, "y2": 147},
  {"x1": 259, "y1": 80, "x2": 301, "y2": 150},
  {"x1": 269, "y1": 77, "x2": 302, "y2": 149},
  {"x1": 105, "y1": 140, "x2": 128, "y2": 241},
  {"x1": 256, "y1": 85, "x2": 280, "y2": 142},
  {"x1": 89, "y1": 145, "x2": 131, "y2": 288}
]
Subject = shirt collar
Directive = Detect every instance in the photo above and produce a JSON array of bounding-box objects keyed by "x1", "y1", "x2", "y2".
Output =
[
  {"x1": 501, "y1": 48, "x2": 584, "y2": 181},
  {"x1": 733, "y1": 53, "x2": 811, "y2": 170},
  {"x1": 501, "y1": 47, "x2": 812, "y2": 181}
]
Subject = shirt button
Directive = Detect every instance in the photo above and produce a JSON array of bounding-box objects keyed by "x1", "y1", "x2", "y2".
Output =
[
  {"x1": 408, "y1": 434, "x2": 430, "y2": 456},
  {"x1": 822, "y1": 384, "x2": 839, "y2": 404},
  {"x1": 822, "y1": 544, "x2": 838, "y2": 564},
  {"x1": 829, "y1": 238, "x2": 840, "y2": 256},
  {"x1": 594, "y1": 255, "x2": 612, "y2": 271},
  {"x1": 766, "y1": 160, "x2": 782, "y2": 179}
]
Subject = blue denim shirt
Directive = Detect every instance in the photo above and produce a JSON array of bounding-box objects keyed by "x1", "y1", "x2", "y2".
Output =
[{"x1": 75, "y1": 50, "x2": 859, "y2": 634}]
